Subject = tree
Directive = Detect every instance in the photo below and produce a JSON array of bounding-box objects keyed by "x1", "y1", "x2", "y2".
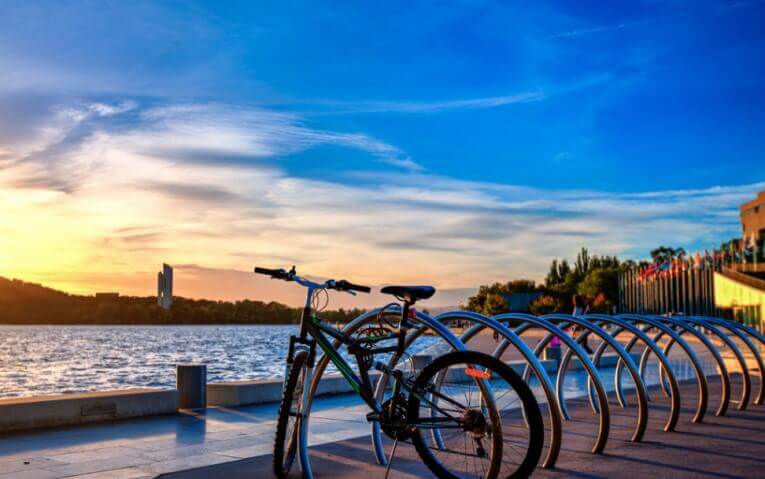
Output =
[
  {"x1": 577, "y1": 267, "x2": 620, "y2": 312},
  {"x1": 650, "y1": 246, "x2": 686, "y2": 263},
  {"x1": 464, "y1": 280, "x2": 541, "y2": 315},
  {"x1": 573, "y1": 248, "x2": 592, "y2": 281},
  {"x1": 483, "y1": 293, "x2": 509, "y2": 316},
  {"x1": 529, "y1": 296, "x2": 557, "y2": 315},
  {"x1": 545, "y1": 259, "x2": 571, "y2": 287}
]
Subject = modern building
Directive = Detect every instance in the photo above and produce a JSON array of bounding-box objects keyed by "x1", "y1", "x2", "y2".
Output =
[
  {"x1": 501, "y1": 292, "x2": 544, "y2": 312},
  {"x1": 715, "y1": 269, "x2": 765, "y2": 333},
  {"x1": 741, "y1": 190, "x2": 765, "y2": 243},
  {"x1": 157, "y1": 263, "x2": 173, "y2": 309}
]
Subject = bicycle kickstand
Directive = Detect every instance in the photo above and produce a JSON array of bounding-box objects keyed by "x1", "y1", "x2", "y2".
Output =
[{"x1": 384, "y1": 438, "x2": 399, "y2": 479}]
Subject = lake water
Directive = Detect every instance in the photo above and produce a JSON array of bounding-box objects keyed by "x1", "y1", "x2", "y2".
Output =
[
  {"x1": 0, "y1": 324, "x2": 717, "y2": 400},
  {"x1": 0, "y1": 325, "x2": 444, "y2": 399}
]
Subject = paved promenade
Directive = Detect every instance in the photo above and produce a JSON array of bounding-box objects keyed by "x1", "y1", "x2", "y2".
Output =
[
  {"x1": 0, "y1": 392, "x2": 372, "y2": 478},
  {"x1": 0, "y1": 331, "x2": 755, "y2": 478},
  {"x1": 163, "y1": 379, "x2": 765, "y2": 479}
]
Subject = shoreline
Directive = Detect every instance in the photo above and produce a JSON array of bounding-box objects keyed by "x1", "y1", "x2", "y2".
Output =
[{"x1": 0, "y1": 322, "x2": 301, "y2": 326}]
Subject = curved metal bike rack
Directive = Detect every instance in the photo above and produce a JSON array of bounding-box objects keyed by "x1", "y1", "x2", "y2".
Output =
[
  {"x1": 696, "y1": 316, "x2": 765, "y2": 406},
  {"x1": 433, "y1": 310, "x2": 564, "y2": 469},
  {"x1": 615, "y1": 314, "x2": 709, "y2": 423},
  {"x1": 583, "y1": 314, "x2": 681, "y2": 432},
  {"x1": 299, "y1": 307, "x2": 467, "y2": 478},
  {"x1": 494, "y1": 312, "x2": 611, "y2": 455},
  {"x1": 542, "y1": 313, "x2": 649, "y2": 443},
  {"x1": 625, "y1": 314, "x2": 732, "y2": 416},
  {"x1": 288, "y1": 306, "x2": 762, "y2": 479},
  {"x1": 667, "y1": 315, "x2": 751, "y2": 411}
]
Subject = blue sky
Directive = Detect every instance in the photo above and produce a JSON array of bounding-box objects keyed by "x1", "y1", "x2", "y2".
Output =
[{"x1": 1, "y1": 0, "x2": 764, "y2": 305}]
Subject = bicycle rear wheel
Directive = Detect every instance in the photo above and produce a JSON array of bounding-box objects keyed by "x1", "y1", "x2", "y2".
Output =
[
  {"x1": 408, "y1": 350, "x2": 544, "y2": 479},
  {"x1": 273, "y1": 350, "x2": 308, "y2": 478}
]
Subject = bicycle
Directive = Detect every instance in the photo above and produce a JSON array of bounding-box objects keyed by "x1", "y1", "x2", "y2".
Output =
[{"x1": 255, "y1": 266, "x2": 544, "y2": 479}]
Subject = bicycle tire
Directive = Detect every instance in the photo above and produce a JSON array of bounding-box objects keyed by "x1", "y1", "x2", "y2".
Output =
[
  {"x1": 273, "y1": 350, "x2": 308, "y2": 478},
  {"x1": 408, "y1": 350, "x2": 544, "y2": 479}
]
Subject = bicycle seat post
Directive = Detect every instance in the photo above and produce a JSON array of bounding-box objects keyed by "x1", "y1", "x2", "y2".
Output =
[{"x1": 398, "y1": 300, "x2": 412, "y2": 353}]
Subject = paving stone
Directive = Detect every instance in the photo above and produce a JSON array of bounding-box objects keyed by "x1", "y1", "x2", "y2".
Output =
[
  {"x1": 43, "y1": 454, "x2": 153, "y2": 477},
  {"x1": 70, "y1": 466, "x2": 153, "y2": 479}
]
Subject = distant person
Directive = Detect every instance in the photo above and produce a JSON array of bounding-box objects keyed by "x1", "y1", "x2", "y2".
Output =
[
  {"x1": 572, "y1": 294, "x2": 587, "y2": 316},
  {"x1": 572, "y1": 295, "x2": 593, "y2": 354}
]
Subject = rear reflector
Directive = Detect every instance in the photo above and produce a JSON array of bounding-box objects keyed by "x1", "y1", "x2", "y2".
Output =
[{"x1": 465, "y1": 368, "x2": 491, "y2": 379}]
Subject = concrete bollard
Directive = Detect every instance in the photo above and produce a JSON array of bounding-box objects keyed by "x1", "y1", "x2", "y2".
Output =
[
  {"x1": 543, "y1": 345, "x2": 562, "y2": 363},
  {"x1": 177, "y1": 364, "x2": 207, "y2": 410},
  {"x1": 411, "y1": 354, "x2": 433, "y2": 372}
]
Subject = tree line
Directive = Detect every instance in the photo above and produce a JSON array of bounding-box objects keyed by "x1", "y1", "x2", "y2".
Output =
[
  {"x1": 0, "y1": 277, "x2": 363, "y2": 325},
  {"x1": 464, "y1": 247, "x2": 670, "y2": 316}
]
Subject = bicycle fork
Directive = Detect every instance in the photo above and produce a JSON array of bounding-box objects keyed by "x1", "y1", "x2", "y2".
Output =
[
  {"x1": 286, "y1": 335, "x2": 317, "y2": 479},
  {"x1": 298, "y1": 363, "x2": 315, "y2": 479}
]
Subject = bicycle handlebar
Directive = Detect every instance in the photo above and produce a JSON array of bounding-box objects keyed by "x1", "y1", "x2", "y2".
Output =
[{"x1": 253, "y1": 266, "x2": 370, "y2": 294}]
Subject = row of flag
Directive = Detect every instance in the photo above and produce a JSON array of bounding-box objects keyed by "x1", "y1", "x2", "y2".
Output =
[{"x1": 633, "y1": 235, "x2": 762, "y2": 282}]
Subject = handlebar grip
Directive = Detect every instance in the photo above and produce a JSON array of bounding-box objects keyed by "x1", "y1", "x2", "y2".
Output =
[
  {"x1": 336, "y1": 280, "x2": 371, "y2": 293},
  {"x1": 254, "y1": 266, "x2": 289, "y2": 279}
]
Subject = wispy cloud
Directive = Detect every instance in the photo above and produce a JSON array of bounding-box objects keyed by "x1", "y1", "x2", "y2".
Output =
[
  {"x1": 308, "y1": 91, "x2": 545, "y2": 114},
  {"x1": 550, "y1": 1, "x2": 763, "y2": 39},
  {"x1": 2, "y1": 101, "x2": 423, "y2": 191},
  {"x1": 549, "y1": 16, "x2": 675, "y2": 39}
]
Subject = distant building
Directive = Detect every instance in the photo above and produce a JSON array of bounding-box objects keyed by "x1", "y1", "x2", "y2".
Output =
[
  {"x1": 741, "y1": 190, "x2": 765, "y2": 243},
  {"x1": 157, "y1": 263, "x2": 173, "y2": 309},
  {"x1": 501, "y1": 292, "x2": 543, "y2": 312}
]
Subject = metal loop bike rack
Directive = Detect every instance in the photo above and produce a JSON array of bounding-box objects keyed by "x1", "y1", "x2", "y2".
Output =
[
  {"x1": 299, "y1": 307, "x2": 467, "y2": 477},
  {"x1": 433, "y1": 310, "x2": 564, "y2": 469},
  {"x1": 583, "y1": 314, "x2": 681, "y2": 432},
  {"x1": 494, "y1": 312, "x2": 611, "y2": 455},
  {"x1": 660, "y1": 315, "x2": 751, "y2": 411},
  {"x1": 290, "y1": 309, "x2": 762, "y2": 478},
  {"x1": 696, "y1": 316, "x2": 765, "y2": 406},
  {"x1": 616, "y1": 314, "x2": 709, "y2": 423},
  {"x1": 541, "y1": 314, "x2": 649, "y2": 443}
]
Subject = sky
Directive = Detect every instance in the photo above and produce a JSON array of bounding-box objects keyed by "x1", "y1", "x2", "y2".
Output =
[{"x1": 1, "y1": 0, "x2": 764, "y2": 307}]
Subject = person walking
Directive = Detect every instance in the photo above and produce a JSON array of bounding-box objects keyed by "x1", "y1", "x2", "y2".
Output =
[{"x1": 572, "y1": 294, "x2": 593, "y2": 354}]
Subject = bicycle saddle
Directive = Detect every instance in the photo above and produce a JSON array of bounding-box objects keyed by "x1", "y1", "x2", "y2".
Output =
[{"x1": 380, "y1": 285, "x2": 436, "y2": 303}]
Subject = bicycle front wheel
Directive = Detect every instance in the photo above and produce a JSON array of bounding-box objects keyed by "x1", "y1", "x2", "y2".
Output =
[
  {"x1": 273, "y1": 350, "x2": 308, "y2": 478},
  {"x1": 408, "y1": 350, "x2": 544, "y2": 479}
]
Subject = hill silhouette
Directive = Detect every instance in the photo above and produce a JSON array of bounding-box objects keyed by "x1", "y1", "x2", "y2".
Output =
[{"x1": 0, "y1": 277, "x2": 362, "y2": 325}]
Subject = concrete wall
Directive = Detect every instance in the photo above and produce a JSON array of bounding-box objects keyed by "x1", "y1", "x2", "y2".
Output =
[
  {"x1": 0, "y1": 353, "x2": 641, "y2": 432},
  {"x1": 0, "y1": 388, "x2": 178, "y2": 433},
  {"x1": 208, "y1": 359, "x2": 560, "y2": 408}
]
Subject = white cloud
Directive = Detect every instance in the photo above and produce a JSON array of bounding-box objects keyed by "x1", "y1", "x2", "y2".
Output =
[
  {"x1": 1, "y1": 99, "x2": 760, "y2": 306},
  {"x1": 135, "y1": 103, "x2": 420, "y2": 170},
  {"x1": 88, "y1": 101, "x2": 137, "y2": 117}
]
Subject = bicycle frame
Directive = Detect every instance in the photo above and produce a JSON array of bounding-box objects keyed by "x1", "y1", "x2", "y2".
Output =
[{"x1": 287, "y1": 274, "x2": 415, "y2": 421}]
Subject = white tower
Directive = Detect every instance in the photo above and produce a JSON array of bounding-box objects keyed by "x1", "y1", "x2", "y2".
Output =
[{"x1": 157, "y1": 263, "x2": 173, "y2": 309}]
